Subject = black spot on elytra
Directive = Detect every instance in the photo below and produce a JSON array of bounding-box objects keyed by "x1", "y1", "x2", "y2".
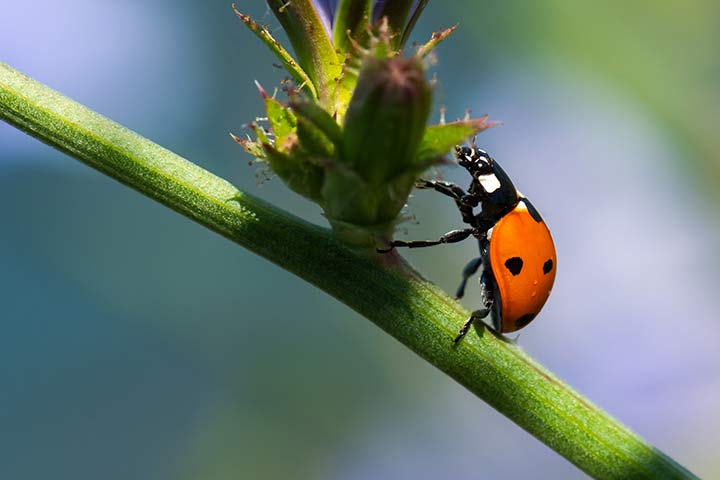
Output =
[
  {"x1": 543, "y1": 258, "x2": 554, "y2": 274},
  {"x1": 515, "y1": 313, "x2": 536, "y2": 329},
  {"x1": 504, "y1": 257, "x2": 523, "y2": 276},
  {"x1": 520, "y1": 198, "x2": 543, "y2": 223}
]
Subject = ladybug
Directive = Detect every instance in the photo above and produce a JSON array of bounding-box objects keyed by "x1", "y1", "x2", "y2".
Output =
[{"x1": 378, "y1": 145, "x2": 557, "y2": 343}]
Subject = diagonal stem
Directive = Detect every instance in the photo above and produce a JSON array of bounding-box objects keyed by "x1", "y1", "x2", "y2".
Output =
[{"x1": 0, "y1": 62, "x2": 697, "y2": 480}]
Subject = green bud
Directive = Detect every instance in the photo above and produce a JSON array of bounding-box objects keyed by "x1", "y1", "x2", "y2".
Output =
[
  {"x1": 235, "y1": 2, "x2": 456, "y2": 247},
  {"x1": 341, "y1": 57, "x2": 432, "y2": 185}
]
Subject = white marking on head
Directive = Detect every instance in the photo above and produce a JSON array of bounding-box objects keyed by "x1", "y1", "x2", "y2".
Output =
[
  {"x1": 464, "y1": 154, "x2": 473, "y2": 162},
  {"x1": 475, "y1": 150, "x2": 491, "y2": 166},
  {"x1": 477, "y1": 173, "x2": 501, "y2": 193}
]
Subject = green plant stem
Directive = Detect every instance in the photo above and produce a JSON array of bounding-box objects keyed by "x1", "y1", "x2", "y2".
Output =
[{"x1": 0, "y1": 62, "x2": 697, "y2": 480}]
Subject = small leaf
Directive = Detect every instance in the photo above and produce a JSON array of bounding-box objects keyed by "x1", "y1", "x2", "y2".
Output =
[
  {"x1": 417, "y1": 116, "x2": 499, "y2": 162},
  {"x1": 232, "y1": 5, "x2": 317, "y2": 98},
  {"x1": 290, "y1": 100, "x2": 343, "y2": 151},
  {"x1": 296, "y1": 116, "x2": 334, "y2": 158},
  {"x1": 416, "y1": 24, "x2": 458, "y2": 59},
  {"x1": 249, "y1": 122, "x2": 270, "y2": 145},
  {"x1": 334, "y1": 62, "x2": 360, "y2": 122},
  {"x1": 262, "y1": 143, "x2": 324, "y2": 202},
  {"x1": 264, "y1": 96, "x2": 297, "y2": 151},
  {"x1": 230, "y1": 133, "x2": 265, "y2": 158}
]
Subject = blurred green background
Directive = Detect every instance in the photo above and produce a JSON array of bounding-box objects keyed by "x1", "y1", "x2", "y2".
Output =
[{"x1": 2, "y1": 1, "x2": 720, "y2": 478}]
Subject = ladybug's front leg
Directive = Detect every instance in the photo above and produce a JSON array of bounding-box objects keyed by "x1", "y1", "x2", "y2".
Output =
[
  {"x1": 415, "y1": 179, "x2": 477, "y2": 226},
  {"x1": 377, "y1": 228, "x2": 476, "y2": 253},
  {"x1": 414, "y1": 178, "x2": 467, "y2": 199}
]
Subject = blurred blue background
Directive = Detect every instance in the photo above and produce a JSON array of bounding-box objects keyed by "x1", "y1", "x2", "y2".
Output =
[{"x1": 2, "y1": 1, "x2": 719, "y2": 478}]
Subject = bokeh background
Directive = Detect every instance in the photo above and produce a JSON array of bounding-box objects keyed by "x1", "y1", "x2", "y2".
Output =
[{"x1": 2, "y1": 1, "x2": 719, "y2": 478}]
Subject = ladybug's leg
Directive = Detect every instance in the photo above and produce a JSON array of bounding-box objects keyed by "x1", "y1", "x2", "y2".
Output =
[
  {"x1": 455, "y1": 257, "x2": 482, "y2": 299},
  {"x1": 377, "y1": 228, "x2": 475, "y2": 253},
  {"x1": 480, "y1": 270, "x2": 501, "y2": 333},
  {"x1": 415, "y1": 179, "x2": 466, "y2": 199},
  {"x1": 456, "y1": 234, "x2": 491, "y2": 300},
  {"x1": 454, "y1": 308, "x2": 489, "y2": 344},
  {"x1": 416, "y1": 179, "x2": 477, "y2": 226},
  {"x1": 454, "y1": 270, "x2": 496, "y2": 344}
]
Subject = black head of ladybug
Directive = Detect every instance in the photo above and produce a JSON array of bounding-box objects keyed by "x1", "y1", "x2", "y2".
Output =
[{"x1": 455, "y1": 145, "x2": 494, "y2": 176}]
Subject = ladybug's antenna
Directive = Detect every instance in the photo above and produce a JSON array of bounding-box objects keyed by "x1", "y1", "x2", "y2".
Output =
[{"x1": 470, "y1": 135, "x2": 477, "y2": 147}]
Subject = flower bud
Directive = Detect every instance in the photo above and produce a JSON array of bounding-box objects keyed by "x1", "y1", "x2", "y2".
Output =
[{"x1": 341, "y1": 57, "x2": 432, "y2": 184}]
